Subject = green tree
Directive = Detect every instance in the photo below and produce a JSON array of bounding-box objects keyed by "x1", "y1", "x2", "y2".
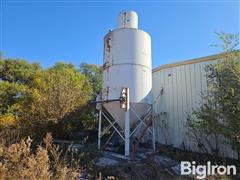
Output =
[
  {"x1": 0, "y1": 59, "x2": 94, "y2": 138},
  {"x1": 0, "y1": 59, "x2": 41, "y2": 130},
  {"x1": 211, "y1": 32, "x2": 239, "y2": 52},
  {"x1": 21, "y1": 62, "x2": 93, "y2": 138},
  {"x1": 0, "y1": 58, "x2": 41, "y2": 84},
  {"x1": 0, "y1": 52, "x2": 3, "y2": 61},
  {"x1": 80, "y1": 63, "x2": 102, "y2": 97},
  {"x1": 187, "y1": 32, "x2": 240, "y2": 158}
]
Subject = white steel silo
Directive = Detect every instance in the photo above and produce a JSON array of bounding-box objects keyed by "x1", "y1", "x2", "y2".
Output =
[
  {"x1": 102, "y1": 11, "x2": 152, "y2": 129},
  {"x1": 98, "y1": 11, "x2": 154, "y2": 156}
]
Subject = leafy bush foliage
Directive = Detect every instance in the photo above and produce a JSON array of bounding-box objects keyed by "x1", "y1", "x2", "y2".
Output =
[
  {"x1": 21, "y1": 63, "x2": 93, "y2": 138},
  {"x1": 187, "y1": 32, "x2": 240, "y2": 158},
  {"x1": 0, "y1": 58, "x2": 100, "y2": 139},
  {"x1": 80, "y1": 63, "x2": 103, "y2": 97},
  {"x1": 0, "y1": 58, "x2": 41, "y2": 84}
]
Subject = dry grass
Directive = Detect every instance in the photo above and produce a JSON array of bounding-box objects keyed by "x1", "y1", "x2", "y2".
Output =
[{"x1": 0, "y1": 132, "x2": 81, "y2": 180}]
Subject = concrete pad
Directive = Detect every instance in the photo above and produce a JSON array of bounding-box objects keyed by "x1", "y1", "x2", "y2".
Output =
[
  {"x1": 171, "y1": 164, "x2": 182, "y2": 175},
  {"x1": 154, "y1": 155, "x2": 177, "y2": 167},
  {"x1": 94, "y1": 157, "x2": 120, "y2": 167}
]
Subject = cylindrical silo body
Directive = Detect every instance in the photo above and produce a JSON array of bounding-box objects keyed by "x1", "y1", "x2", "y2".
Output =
[{"x1": 102, "y1": 11, "x2": 152, "y2": 129}]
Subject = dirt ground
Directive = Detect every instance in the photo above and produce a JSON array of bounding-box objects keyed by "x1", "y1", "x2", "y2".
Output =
[{"x1": 91, "y1": 144, "x2": 239, "y2": 180}]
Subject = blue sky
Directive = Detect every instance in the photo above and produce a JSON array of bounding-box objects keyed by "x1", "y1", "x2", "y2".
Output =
[{"x1": 0, "y1": 1, "x2": 239, "y2": 68}]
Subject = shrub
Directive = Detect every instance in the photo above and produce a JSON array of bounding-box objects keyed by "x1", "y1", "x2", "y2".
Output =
[
  {"x1": 187, "y1": 32, "x2": 240, "y2": 158},
  {"x1": 0, "y1": 132, "x2": 81, "y2": 179}
]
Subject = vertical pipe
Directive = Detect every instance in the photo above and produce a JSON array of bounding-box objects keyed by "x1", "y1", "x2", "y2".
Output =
[
  {"x1": 125, "y1": 109, "x2": 130, "y2": 156},
  {"x1": 98, "y1": 109, "x2": 102, "y2": 150}
]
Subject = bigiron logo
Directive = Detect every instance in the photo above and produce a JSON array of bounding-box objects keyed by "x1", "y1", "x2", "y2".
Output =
[{"x1": 181, "y1": 161, "x2": 236, "y2": 179}]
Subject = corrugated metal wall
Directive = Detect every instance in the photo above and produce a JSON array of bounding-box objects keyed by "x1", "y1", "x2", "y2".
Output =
[{"x1": 152, "y1": 57, "x2": 237, "y2": 159}]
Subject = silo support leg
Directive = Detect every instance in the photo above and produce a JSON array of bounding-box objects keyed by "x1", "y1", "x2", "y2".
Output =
[
  {"x1": 124, "y1": 109, "x2": 130, "y2": 156},
  {"x1": 98, "y1": 109, "x2": 102, "y2": 150},
  {"x1": 152, "y1": 116, "x2": 156, "y2": 152}
]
